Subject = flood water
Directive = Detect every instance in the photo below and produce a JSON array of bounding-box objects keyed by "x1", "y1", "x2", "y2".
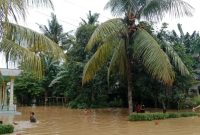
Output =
[{"x1": 1, "y1": 106, "x2": 200, "y2": 135}]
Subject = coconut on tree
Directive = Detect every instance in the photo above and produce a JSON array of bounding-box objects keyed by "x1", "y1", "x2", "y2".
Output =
[{"x1": 82, "y1": 0, "x2": 193, "y2": 114}]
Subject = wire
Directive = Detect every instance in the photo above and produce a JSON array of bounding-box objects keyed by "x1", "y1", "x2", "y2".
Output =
[
  {"x1": 33, "y1": 10, "x2": 79, "y2": 28},
  {"x1": 62, "y1": 0, "x2": 112, "y2": 20},
  {"x1": 27, "y1": 0, "x2": 113, "y2": 30}
]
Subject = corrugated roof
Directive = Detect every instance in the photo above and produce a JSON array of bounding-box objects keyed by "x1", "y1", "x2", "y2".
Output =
[{"x1": 0, "y1": 68, "x2": 22, "y2": 77}]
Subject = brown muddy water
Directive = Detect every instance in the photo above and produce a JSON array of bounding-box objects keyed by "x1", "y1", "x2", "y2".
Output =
[{"x1": 1, "y1": 106, "x2": 200, "y2": 135}]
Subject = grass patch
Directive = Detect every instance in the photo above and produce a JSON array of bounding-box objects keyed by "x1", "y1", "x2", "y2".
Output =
[
  {"x1": 0, "y1": 124, "x2": 14, "y2": 134},
  {"x1": 128, "y1": 112, "x2": 198, "y2": 121}
]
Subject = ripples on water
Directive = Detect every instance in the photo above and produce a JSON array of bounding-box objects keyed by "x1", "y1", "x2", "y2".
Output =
[{"x1": 2, "y1": 106, "x2": 200, "y2": 135}]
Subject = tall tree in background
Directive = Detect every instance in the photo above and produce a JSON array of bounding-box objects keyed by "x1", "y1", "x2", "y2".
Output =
[
  {"x1": 82, "y1": 0, "x2": 193, "y2": 114},
  {"x1": 81, "y1": 11, "x2": 100, "y2": 25},
  {"x1": 39, "y1": 13, "x2": 68, "y2": 45}
]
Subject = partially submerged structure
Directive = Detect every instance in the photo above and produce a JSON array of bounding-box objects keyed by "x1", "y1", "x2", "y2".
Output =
[{"x1": 0, "y1": 68, "x2": 22, "y2": 112}]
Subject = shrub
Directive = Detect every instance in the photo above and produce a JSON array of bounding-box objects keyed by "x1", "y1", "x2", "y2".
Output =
[
  {"x1": 179, "y1": 112, "x2": 197, "y2": 117},
  {"x1": 68, "y1": 101, "x2": 89, "y2": 109},
  {"x1": 0, "y1": 124, "x2": 14, "y2": 134},
  {"x1": 192, "y1": 96, "x2": 200, "y2": 106},
  {"x1": 152, "y1": 113, "x2": 168, "y2": 120},
  {"x1": 128, "y1": 112, "x2": 198, "y2": 121},
  {"x1": 129, "y1": 113, "x2": 153, "y2": 121},
  {"x1": 181, "y1": 97, "x2": 193, "y2": 109},
  {"x1": 167, "y1": 113, "x2": 180, "y2": 118},
  {"x1": 109, "y1": 98, "x2": 123, "y2": 107}
]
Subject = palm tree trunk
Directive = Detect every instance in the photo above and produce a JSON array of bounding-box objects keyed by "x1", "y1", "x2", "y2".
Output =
[
  {"x1": 127, "y1": 59, "x2": 133, "y2": 114},
  {"x1": 44, "y1": 91, "x2": 48, "y2": 106},
  {"x1": 5, "y1": 53, "x2": 9, "y2": 69},
  {"x1": 125, "y1": 37, "x2": 133, "y2": 114}
]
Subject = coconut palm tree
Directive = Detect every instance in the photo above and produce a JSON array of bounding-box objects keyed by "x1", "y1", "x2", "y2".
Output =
[
  {"x1": 82, "y1": 0, "x2": 193, "y2": 114},
  {"x1": 38, "y1": 13, "x2": 68, "y2": 45},
  {"x1": 0, "y1": 0, "x2": 65, "y2": 76},
  {"x1": 80, "y1": 11, "x2": 100, "y2": 25}
]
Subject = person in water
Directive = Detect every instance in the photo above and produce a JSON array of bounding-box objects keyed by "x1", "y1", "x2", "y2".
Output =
[
  {"x1": 30, "y1": 112, "x2": 37, "y2": 123},
  {"x1": 141, "y1": 104, "x2": 145, "y2": 113},
  {"x1": 135, "y1": 104, "x2": 141, "y2": 113}
]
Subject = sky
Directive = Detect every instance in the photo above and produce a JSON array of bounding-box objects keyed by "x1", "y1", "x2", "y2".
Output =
[
  {"x1": 18, "y1": 0, "x2": 200, "y2": 33},
  {"x1": 1, "y1": 0, "x2": 200, "y2": 68}
]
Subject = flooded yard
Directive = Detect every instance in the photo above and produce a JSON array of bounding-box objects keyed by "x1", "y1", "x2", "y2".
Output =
[{"x1": 1, "y1": 106, "x2": 199, "y2": 135}]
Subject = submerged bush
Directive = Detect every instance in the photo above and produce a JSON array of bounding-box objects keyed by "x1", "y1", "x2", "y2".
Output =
[
  {"x1": 192, "y1": 96, "x2": 200, "y2": 106},
  {"x1": 0, "y1": 124, "x2": 14, "y2": 134},
  {"x1": 179, "y1": 112, "x2": 197, "y2": 117},
  {"x1": 128, "y1": 112, "x2": 198, "y2": 121}
]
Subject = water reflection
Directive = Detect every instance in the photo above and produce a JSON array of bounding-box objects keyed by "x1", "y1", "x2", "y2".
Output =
[
  {"x1": 0, "y1": 115, "x2": 14, "y2": 124},
  {"x1": 3, "y1": 106, "x2": 200, "y2": 135}
]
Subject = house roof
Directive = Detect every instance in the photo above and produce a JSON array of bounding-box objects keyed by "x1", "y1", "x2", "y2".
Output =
[{"x1": 0, "y1": 68, "x2": 22, "y2": 77}]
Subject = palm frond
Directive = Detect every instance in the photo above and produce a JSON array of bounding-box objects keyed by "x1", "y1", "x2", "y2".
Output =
[
  {"x1": 86, "y1": 18, "x2": 126, "y2": 51},
  {"x1": 142, "y1": 0, "x2": 194, "y2": 21},
  {"x1": 104, "y1": 0, "x2": 139, "y2": 16},
  {"x1": 82, "y1": 42, "x2": 114, "y2": 85},
  {"x1": 5, "y1": 22, "x2": 65, "y2": 60},
  {"x1": 25, "y1": 0, "x2": 53, "y2": 8},
  {"x1": 133, "y1": 28, "x2": 175, "y2": 86},
  {"x1": 107, "y1": 40, "x2": 126, "y2": 83},
  {"x1": 0, "y1": 39, "x2": 43, "y2": 77},
  {"x1": 0, "y1": 0, "x2": 53, "y2": 23},
  {"x1": 0, "y1": 0, "x2": 26, "y2": 21},
  {"x1": 164, "y1": 44, "x2": 190, "y2": 76},
  {"x1": 49, "y1": 76, "x2": 63, "y2": 87},
  {"x1": 48, "y1": 67, "x2": 69, "y2": 87}
]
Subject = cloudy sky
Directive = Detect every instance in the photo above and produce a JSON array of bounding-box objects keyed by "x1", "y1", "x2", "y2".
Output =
[
  {"x1": 19, "y1": 0, "x2": 200, "y2": 33},
  {"x1": 1, "y1": 0, "x2": 200, "y2": 68}
]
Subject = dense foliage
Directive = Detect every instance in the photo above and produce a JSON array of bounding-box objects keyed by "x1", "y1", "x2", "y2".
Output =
[
  {"x1": 13, "y1": 9, "x2": 200, "y2": 111},
  {"x1": 82, "y1": 0, "x2": 193, "y2": 114},
  {"x1": 15, "y1": 72, "x2": 44, "y2": 105},
  {"x1": 0, "y1": 124, "x2": 14, "y2": 134}
]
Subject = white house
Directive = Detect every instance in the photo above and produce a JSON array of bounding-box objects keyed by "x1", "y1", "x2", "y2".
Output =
[{"x1": 0, "y1": 68, "x2": 22, "y2": 111}]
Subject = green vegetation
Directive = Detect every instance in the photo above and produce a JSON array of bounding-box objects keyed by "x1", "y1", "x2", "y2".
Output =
[
  {"x1": 82, "y1": 0, "x2": 192, "y2": 114},
  {"x1": 1, "y1": 0, "x2": 200, "y2": 116},
  {"x1": 128, "y1": 112, "x2": 198, "y2": 121},
  {"x1": 0, "y1": 124, "x2": 14, "y2": 134},
  {"x1": 15, "y1": 72, "x2": 44, "y2": 105},
  {"x1": 0, "y1": 0, "x2": 64, "y2": 76},
  {"x1": 14, "y1": 9, "x2": 199, "y2": 111},
  {"x1": 192, "y1": 96, "x2": 200, "y2": 106}
]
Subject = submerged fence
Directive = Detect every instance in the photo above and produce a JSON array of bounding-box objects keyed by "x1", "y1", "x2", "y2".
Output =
[{"x1": 17, "y1": 97, "x2": 68, "y2": 106}]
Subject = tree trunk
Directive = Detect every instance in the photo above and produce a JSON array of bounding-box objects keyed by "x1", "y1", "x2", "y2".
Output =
[
  {"x1": 127, "y1": 60, "x2": 133, "y2": 114},
  {"x1": 91, "y1": 91, "x2": 95, "y2": 102},
  {"x1": 162, "y1": 100, "x2": 166, "y2": 113},
  {"x1": 125, "y1": 36, "x2": 133, "y2": 114},
  {"x1": 125, "y1": 12, "x2": 138, "y2": 114},
  {"x1": 5, "y1": 53, "x2": 9, "y2": 69},
  {"x1": 44, "y1": 91, "x2": 48, "y2": 106},
  {"x1": 154, "y1": 99, "x2": 158, "y2": 108}
]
